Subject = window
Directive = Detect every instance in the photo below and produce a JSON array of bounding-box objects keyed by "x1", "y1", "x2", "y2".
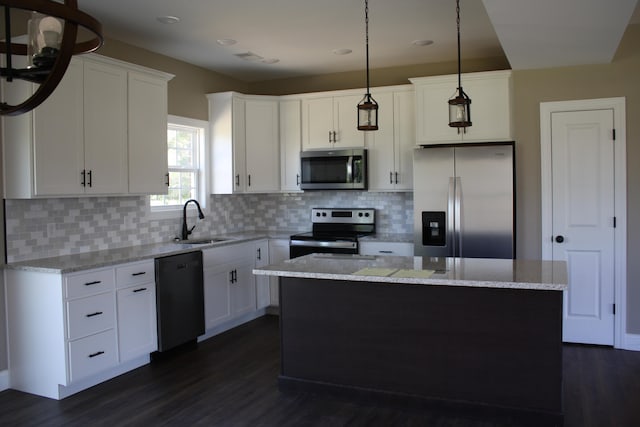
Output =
[{"x1": 150, "y1": 115, "x2": 207, "y2": 212}]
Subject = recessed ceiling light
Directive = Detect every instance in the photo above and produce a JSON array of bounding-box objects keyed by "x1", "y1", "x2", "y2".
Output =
[
  {"x1": 412, "y1": 39, "x2": 434, "y2": 47},
  {"x1": 157, "y1": 16, "x2": 180, "y2": 24},
  {"x1": 235, "y1": 52, "x2": 263, "y2": 62},
  {"x1": 216, "y1": 38, "x2": 237, "y2": 46},
  {"x1": 333, "y1": 48, "x2": 352, "y2": 55},
  {"x1": 261, "y1": 58, "x2": 280, "y2": 64}
]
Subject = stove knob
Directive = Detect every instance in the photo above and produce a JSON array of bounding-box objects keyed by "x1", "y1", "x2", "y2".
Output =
[
  {"x1": 316, "y1": 212, "x2": 321, "y2": 217},
  {"x1": 365, "y1": 212, "x2": 370, "y2": 217},
  {"x1": 358, "y1": 212, "x2": 363, "y2": 217},
  {"x1": 322, "y1": 212, "x2": 327, "y2": 217}
]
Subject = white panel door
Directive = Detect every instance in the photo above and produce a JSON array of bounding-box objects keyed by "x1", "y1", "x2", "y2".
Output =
[{"x1": 551, "y1": 109, "x2": 615, "y2": 345}]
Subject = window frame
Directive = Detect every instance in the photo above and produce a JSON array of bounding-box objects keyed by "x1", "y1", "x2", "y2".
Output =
[{"x1": 148, "y1": 115, "x2": 209, "y2": 219}]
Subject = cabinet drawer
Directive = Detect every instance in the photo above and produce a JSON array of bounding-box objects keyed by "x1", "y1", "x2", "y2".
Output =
[
  {"x1": 65, "y1": 269, "x2": 115, "y2": 299},
  {"x1": 116, "y1": 260, "x2": 155, "y2": 288},
  {"x1": 68, "y1": 329, "x2": 118, "y2": 383},
  {"x1": 67, "y1": 293, "x2": 116, "y2": 340}
]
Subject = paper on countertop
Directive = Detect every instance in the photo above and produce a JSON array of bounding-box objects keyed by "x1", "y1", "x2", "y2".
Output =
[
  {"x1": 352, "y1": 267, "x2": 398, "y2": 277},
  {"x1": 391, "y1": 269, "x2": 435, "y2": 278}
]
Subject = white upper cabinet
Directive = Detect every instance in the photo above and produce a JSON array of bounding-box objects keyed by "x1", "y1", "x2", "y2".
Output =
[
  {"x1": 410, "y1": 70, "x2": 513, "y2": 145},
  {"x1": 128, "y1": 71, "x2": 170, "y2": 194},
  {"x1": 302, "y1": 94, "x2": 365, "y2": 150},
  {"x1": 366, "y1": 87, "x2": 415, "y2": 191},
  {"x1": 83, "y1": 58, "x2": 128, "y2": 195},
  {"x1": 209, "y1": 92, "x2": 280, "y2": 194},
  {"x1": 1, "y1": 54, "x2": 173, "y2": 198},
  {"x1": 279, "y1": 99, "x2": 302, "y2": 192}
]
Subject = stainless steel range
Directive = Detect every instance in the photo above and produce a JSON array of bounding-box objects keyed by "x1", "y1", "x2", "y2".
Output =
[{"x1": 289, "y1": 208, "x2": 376, "y2": 259}]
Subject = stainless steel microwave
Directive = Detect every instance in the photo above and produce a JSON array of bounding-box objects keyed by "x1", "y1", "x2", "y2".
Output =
[{"x1": 300, "y1": 149, "x2": 367, "y2": 190}]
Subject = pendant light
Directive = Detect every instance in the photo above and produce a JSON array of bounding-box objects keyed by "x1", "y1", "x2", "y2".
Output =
[
  {"x1": 357, "y1": 0, "x2": 378, "y2": 131},
  {"x1": 448, "y1": 0, "x2": 471, "y2": 129},
  {"x1": 0, "y1": 0, "x2": 103, "y2": 116}
]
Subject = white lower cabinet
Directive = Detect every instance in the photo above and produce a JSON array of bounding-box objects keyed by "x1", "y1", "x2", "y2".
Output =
[
  {"x1": 359, "y1": 241, "x2": 414, "y2": 257},
  {"x1": 115, "y1": 260, "x2": 157, "y2": 362},
  {"x1": 203, "y1": 241, "x2": 258, "y2": 330},
  {"x1": 5, "y1": 260, "x2": 158, "y2": 400}
]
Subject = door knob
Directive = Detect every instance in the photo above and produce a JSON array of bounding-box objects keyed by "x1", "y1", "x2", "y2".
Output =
[{"x1": 555, "y1": 235, "x2": 565, "y2": 243}]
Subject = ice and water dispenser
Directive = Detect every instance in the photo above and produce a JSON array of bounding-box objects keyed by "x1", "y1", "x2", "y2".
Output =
[{"x1": 421, "y1": 211, "x2": 446, "y2": 246}]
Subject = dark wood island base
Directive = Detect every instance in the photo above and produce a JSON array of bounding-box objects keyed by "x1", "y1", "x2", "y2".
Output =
[{"x1": 278, "y1": 277, "x2": 564, "y2": 426}]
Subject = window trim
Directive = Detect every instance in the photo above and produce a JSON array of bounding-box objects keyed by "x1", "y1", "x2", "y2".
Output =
[{"x1": 148, "y1": 115, "x2": 209, "y2": 220}]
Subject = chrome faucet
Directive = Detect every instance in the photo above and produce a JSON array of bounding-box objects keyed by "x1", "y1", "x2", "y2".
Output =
[{"x1": 181, "y1": 199, "x2": 205, "y2": 240}]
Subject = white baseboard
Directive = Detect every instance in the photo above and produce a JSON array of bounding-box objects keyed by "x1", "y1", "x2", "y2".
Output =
[
  {"x1": 622, "y1": 333, "x2": 640, "y2": 351},
  {"x1": 0, "y1": 369, "x2": 9, "y2": 392}
]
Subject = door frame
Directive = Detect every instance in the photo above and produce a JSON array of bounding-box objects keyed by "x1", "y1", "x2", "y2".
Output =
[{"x1": 540, "y1": 97, "x2": 627, "y2": 349}]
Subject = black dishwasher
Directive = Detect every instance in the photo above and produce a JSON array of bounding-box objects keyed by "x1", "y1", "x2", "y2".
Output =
[{"x1": 154, "y1": 251, "x2": 205, "y2": 352}]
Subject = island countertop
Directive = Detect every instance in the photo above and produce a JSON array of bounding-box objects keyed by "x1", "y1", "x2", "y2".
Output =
[{"x1": 253, "y1": 254, "x2": 568, "y2": 291}]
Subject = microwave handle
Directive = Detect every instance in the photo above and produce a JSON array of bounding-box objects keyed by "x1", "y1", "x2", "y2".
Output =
[{"x1": 346, "y1": 156, "x2": 353, "y2": 183}]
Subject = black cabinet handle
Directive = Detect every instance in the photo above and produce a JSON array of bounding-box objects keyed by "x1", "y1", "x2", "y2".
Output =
[
  {"x1": 165, "y1": 173, "x2": 170, "y2": 186},
  {"x1": 86, "y1": 311, "x2": 103, "y2": 318},
  {"x1": 395, "y1": 172, "x2": 399, "y2": 184},
  {"x1": 88, "y1": 351, "x2": 105, "y2": 358},
  {"x1": 296, "y1": 174, "x2": 300, "y2": 186},
  {"x1": 131, "y1": 272, "x2": 146, "y2": 276},
  {"x1": 389, "y1": 172, "x2": 393, "y2": 184},
  {"x1": 555, "y1": 235, "x2": 565, "y2": 243},
  {"x1": 379, "y1": 250, "x2": 393, "y2": 254},
  {"x1": 87, "y1": 170, "x2": 92, "y2": 188},
  {"x1": 257, "y1": 247, "x2": 262, "y2": 260},
  {"x1": 84, "y1": 280, "x2": 102, "y2": 286},
  {"x1": 133, "y1": 287, "x2": 147, "y2": 293},
  {"x1": 235, "y1": 174, "x2": 240, "y2": 187},
  {"x1": 328, "y1": 131, "x2": 332, "y2": 142},
  {"x1": 248, "y1": 174, "x2": 251, "y2": 187}
]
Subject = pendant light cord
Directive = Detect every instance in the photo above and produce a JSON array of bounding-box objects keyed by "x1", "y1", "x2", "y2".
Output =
[
  {"x1": 365, "y1": 0, "x2": 371, "y2": 97},
  {"x1": 456, "y1": 0, "x2": 462, "y2": 90}
]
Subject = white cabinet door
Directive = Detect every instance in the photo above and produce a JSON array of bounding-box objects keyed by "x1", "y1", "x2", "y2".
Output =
[
  {"x1": 333, "y1": 94, "x2": 365, "y2": 148},
  {"x1": 32, "y1": 58, "x2": 85, "y2": 196},
  {"x1": 302, "y1": 97, "x2": 334, "y2": 150},
  {"x1": 254, "y1": 240, "x2": 271, "y2": 309},
  {"x1": 116, "y1": 283, "x2": 157, "y2": 362},
  {"x1": 366, "y1": 92, "x2": 395, "y2": 191},
  {"x1": 230, "y1": 257, "x2": 256, "y2": 316},
  {"x1": 302, "y1": 95, "x2": 365, "y2": 150},
  {"x1": 203, "y1": 262, "x2": 233, "y2": 329},
  {"x1": 128, "y1": 71, "x2": 169, "y2": 194},
  {"x1": 83, "y1": 58, "x2": 128, "y2": 194},
  {"x1": 392, "y1": 90, "x2": 415, "y2": 190},
  {"x1": 280, "y1": 99, "x2": 302, "y2": 191},
  {"x1": 245, "y1": 99, "x2": 280, "y2": 192},
  {"x1": 366, "y1": 89, "x2": 414, "y2": 191}
]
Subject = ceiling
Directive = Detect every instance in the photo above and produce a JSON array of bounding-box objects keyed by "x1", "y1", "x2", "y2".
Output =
[{"x1": 76, "y1": 0, "x2": 640, "y2": 83}]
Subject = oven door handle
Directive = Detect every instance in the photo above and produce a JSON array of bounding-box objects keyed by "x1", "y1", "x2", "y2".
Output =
[{"x1": 290, "y1": 240, "x2": 358, "y2": 249}]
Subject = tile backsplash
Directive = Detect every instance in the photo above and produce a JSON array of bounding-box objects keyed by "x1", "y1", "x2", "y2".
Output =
[{"x1": 4, "y1": 191, "x2": 413, "y2": 262}]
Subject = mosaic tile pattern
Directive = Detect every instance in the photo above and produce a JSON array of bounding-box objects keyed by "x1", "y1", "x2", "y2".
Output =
[{"x1": 4, "y1": 191, "x2": 413, "y2": 262}]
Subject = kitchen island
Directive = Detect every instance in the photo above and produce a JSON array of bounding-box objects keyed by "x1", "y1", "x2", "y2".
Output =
[{"x1": 254, "y1": 254, "x2": 568, "y2": 425}]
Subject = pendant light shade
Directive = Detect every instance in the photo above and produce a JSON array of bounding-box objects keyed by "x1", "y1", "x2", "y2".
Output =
[
  {"x1": 0, "y1": 0, "x2": 103, "y2": 116},
  {"x1": 448, "y1": 0, "x2": 472, "y2": 129},
  {"x1": 357, "y1": 0, "x2": 378, "y2": 131}
]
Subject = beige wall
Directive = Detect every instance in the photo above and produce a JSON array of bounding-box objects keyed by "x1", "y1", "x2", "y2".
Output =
[
  {"x1": 512, "y1": 24, "x2": 640, "y2": 333},
  {"x1": 95, "y1": 38, "x2": 248, "y2": 120},
  {"x1": 249, "y1": 56, "x2": 510, "y2": 95}
]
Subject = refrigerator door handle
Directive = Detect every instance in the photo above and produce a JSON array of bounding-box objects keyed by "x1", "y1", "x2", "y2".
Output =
[
  {"x1": 447, "y1": 177, "x2": 456, "y2": 257},
  {"x1": 454, "y1": 177, "x2": 462, "y2": 257}
]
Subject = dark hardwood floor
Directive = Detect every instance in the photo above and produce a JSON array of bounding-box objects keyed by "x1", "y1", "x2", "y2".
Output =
[{"x1": 1, "y1": 315, "x2": 639, "y2": 427}]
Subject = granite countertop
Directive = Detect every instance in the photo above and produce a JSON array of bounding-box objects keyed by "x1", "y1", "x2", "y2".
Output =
[
  {"x1": 253, "y1": 254, "x2": 568, "y2": 291},
  {"x1": 4, "y1": 231, "x2": 282, "y2": 274}
]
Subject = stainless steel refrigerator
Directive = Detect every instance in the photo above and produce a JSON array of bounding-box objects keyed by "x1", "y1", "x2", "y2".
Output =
[{"x1": 413, "y1": 142, "x2": 515, "y2": 259}]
